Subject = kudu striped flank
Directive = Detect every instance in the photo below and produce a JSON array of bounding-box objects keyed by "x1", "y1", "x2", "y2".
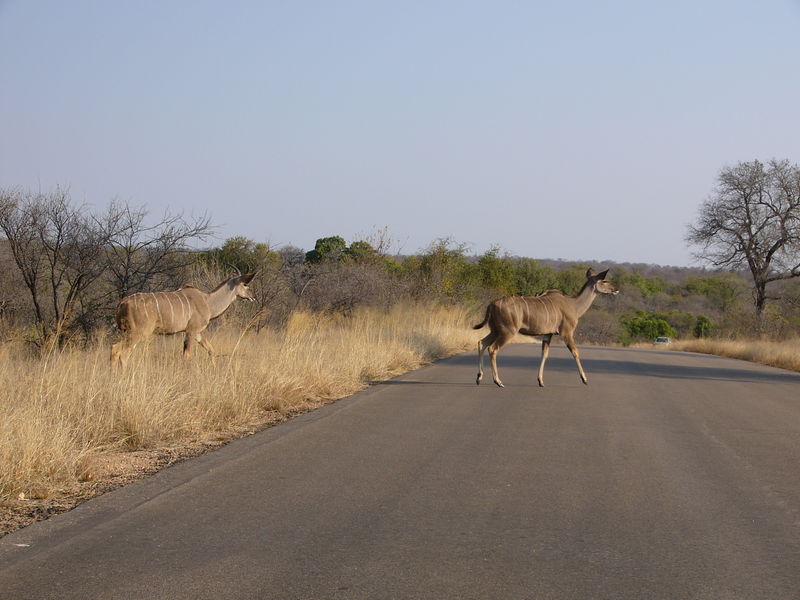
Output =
[
  {"x1": 110, "y1": 272, "x2": 256, "y2": 368},
  {"x1": 474, "y1": 268, "x2": 618, "y2": 388}
]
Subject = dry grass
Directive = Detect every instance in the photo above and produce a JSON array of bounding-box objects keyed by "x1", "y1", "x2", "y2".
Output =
[
  {"x1": 667, "y1": 337, "x2": 800, "y2": 372},
  {"x1": 0, "y1": 303, "x2": 478, "y2": 504}
]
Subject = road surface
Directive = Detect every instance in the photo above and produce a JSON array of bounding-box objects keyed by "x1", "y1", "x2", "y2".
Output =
[{"x1": 2, "y1": 344, "x2": 800, "y2": 599}]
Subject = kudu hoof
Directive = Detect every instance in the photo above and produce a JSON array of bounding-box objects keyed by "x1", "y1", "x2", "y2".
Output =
[
  {"x1": 538, "y1": 381, "x2": 545, "y2": 388},
  {"x1": 494, "y1": 381, "x2": 505, "y2": 388},
  {"x1": 476, "y1": 374, "x2": 482, "y2": 385}
]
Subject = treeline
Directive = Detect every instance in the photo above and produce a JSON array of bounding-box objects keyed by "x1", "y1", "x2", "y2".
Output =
[
  {"x1": 1, "y1": 189, "x2": 798, "y2": 350},
  {"x1": 205, "y1": 235, "x2": 800, "y2": 344}
]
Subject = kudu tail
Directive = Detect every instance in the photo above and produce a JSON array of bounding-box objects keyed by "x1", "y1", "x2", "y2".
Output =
[{"x1": 473, "y1": 305, "x2": 491, "y2": 329}]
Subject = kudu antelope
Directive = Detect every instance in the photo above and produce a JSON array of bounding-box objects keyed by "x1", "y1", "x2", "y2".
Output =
[
  {"x1": 110, "y1": 272, "x2": 256, "y2": 368},
  {"x1": 474, "y1": 268, "x2": 618, "y2": 388}
]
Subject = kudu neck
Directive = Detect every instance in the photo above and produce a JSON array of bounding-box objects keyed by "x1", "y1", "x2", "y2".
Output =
[
  {"x1": 206, "y1": 280, "x2": 239, "y2": 319},
  {"x1": 573, "y1": 281, "x2": 598, "y2": 318}
]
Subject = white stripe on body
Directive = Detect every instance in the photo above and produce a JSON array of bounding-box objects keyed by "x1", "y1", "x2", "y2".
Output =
[
  {"x1": 166, "y1": 294, "x2": 175, "y2": 330},
  {"x1": 153, "y1": 295, "x2": 161, "y2": 329},
  {"x1": 140, "y1": 295, "x2": 150, "y2": 320},
  {"x1": 542, "y1": 298, "x2": 551, "y2": 329},
  {"x1": 547, "y1": 297, "x2": 559, "y2": 333},
  {"x1": 178, "y1": 292, "x2": 190, "y2": 326}
]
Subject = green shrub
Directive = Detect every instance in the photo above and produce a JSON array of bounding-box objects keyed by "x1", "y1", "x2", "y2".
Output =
[
  {"x1": 693, "y1": 315, "x2": 713, "y2": 338},
  {"x1": 621, "y1": 310, "x2": 677, "y2": 343}
]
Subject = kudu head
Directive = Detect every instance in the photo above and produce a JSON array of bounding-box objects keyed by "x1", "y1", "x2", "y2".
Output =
[
  {"x1": 586, "y1": 268, "x2": 619, "y2": 296},
  {"x1": 231, "y1": 271, "x2": 257, "y2": 301}
]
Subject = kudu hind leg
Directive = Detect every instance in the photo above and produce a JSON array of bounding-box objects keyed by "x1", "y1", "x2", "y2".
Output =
[
  {"x1": 488, "y1": 334, "x2": 513, "y2": 388},
  {"x1": 110, "y1": 341, "x2": 123, "y2": 369},
  {"x1": 476, "y1": 332, "x2": 497, "y2": 385}
]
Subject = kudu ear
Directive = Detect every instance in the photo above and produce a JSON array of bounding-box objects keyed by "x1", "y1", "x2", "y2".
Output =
[
  {"x1": 241, "y1": 272, "x2": 256, "y2": 285},
  {"x1": 597, "y1": 269, "x2": 609, "y2": 280},
  {"x1": 586, "y1": 268, "x2": 597, "y2": 278}
]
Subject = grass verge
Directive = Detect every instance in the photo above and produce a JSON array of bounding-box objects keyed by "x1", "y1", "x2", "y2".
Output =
[{"x1": 666, "y1": 338, "x2": 800, "y2": 372}]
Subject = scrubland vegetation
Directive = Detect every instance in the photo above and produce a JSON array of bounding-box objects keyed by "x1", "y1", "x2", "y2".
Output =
[{"x1": 1, "y1": 185, "x2": 800, "y2": 509}]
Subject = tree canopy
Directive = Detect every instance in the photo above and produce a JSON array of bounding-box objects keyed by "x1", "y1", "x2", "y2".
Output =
[{"x1": 687, "y1": 159, "x2": 800, "y2": 314}]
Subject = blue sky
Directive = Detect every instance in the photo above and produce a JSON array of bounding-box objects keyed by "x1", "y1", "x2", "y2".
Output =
[{"x1": 2, "y1": 1, "x2": 799, "y2": 266}]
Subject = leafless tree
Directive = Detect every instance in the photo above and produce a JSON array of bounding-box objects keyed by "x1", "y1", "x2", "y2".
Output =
[
  {"x1": 0, "y1": 190, "x2": 47, "y2": 336},
  {"x1": 100, "y1": 199, "x2": 214, "y2": 299},
  {"x1": 0, "y1": 187, "x2": 216, "y2": 347},
  {"x1": 0, "y1": 187, "x2": 108, "y2": 345},
  {"x1": 687, "y1": 159, "x2": 800, "y2": 316}
]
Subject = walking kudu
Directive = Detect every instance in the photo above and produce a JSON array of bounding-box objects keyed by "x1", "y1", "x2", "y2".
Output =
[
  {"x1": 474, "y1": 268, "x2": 618, "y2": 388},
  {"x1": 110, "y1": 272, "x2": 256, "y2": 368}
]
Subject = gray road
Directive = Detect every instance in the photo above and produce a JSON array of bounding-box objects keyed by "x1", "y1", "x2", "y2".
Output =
[{"x1": 2, "y1": 345, "x2": 800, "y2": 599}]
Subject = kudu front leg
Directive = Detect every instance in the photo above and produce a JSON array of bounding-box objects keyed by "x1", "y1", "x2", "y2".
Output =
[
  {"x1": 183, "y1": 333, "x2": 196, "y2": 359},
  {"x1": 197, "y1": 334, "x2": 217, "y2": 366},
  {"x1": 537, "y1": 335, "x2": 552, "y2": 387},
  {"x1": 197, "y1": 334, "x2": 215, "y2": 356},
  {"x1": 564, "y1": 334, "x2": 588, "y2": 385},
  {"x1": 184, "y1": 332, "x2": 216, "y2": 363}
]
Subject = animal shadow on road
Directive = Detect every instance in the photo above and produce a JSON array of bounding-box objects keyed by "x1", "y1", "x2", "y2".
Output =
[{"x1": 483, "y1": 349, "x2": 800, "y2": 385}]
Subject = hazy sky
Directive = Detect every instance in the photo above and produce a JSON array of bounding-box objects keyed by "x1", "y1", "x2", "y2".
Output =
[{"x1": 2, "y1": 1, "x2": 799, "y2": 266}]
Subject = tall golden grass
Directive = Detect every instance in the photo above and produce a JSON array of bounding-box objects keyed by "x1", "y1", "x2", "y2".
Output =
[
  {"x1": 669, "y1": 337, "x2": 800, "y2": 372},
  {"x1": 0, "y1": 303, "x2": 478, "y2": 503}
]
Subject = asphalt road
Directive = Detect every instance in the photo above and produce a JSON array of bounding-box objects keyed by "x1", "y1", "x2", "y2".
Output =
[{"x1": 2, "y1": 344, "x2": 800, "y2": 600}]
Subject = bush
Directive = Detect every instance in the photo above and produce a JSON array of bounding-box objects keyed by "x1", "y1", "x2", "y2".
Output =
[
  {"x1": 476, "y1": 247, "x2": 516, "y2": 296},
  {"x1": 621, "y1": 311, "x2": 678, "y2": 343},
  {"x1": 693, "y1": 315, "x2": 713, "y2": 338},
  {"x1": 305, "y1": 236, "x2": 348, "y2": 264}
]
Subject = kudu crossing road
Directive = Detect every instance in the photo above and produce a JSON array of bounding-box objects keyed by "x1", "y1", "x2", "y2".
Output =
[{"x1": 2, "y1": 345, "x2": 800, "y2": 599}]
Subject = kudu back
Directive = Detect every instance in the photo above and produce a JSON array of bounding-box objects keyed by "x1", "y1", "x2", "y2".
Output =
[
  {"x1": 474, "y1": 268, "x2": 618, "y2": 387},
  {"x1": 110, "y1": 272, "x2": 256, "y2": 368}
]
